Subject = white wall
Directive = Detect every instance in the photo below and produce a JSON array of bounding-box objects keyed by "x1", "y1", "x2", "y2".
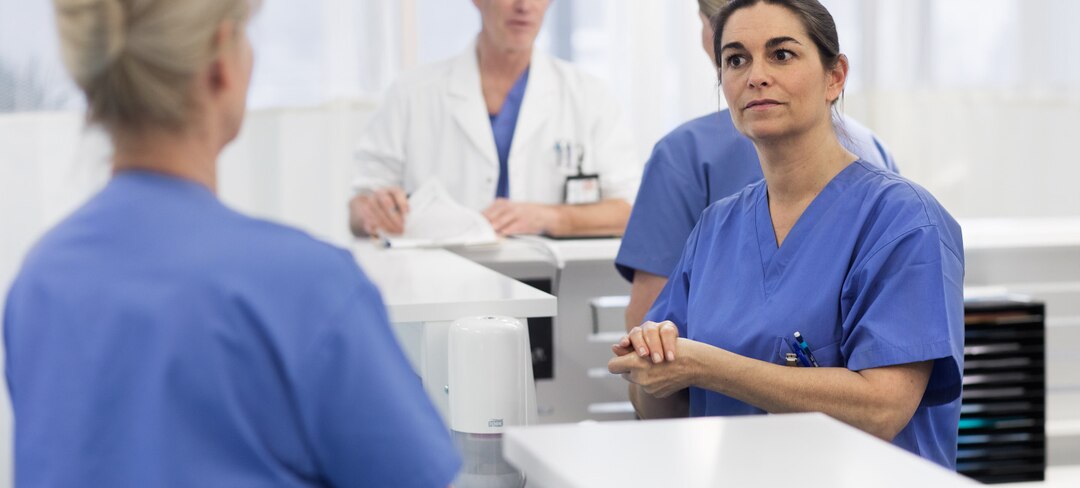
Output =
[{"x1": 846, "y1": 90, "x2": 1080, "y2": 219}]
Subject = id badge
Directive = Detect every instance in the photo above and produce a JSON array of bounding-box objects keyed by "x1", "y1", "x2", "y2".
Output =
[{"x1": 564, "y1": 174, "x2": 601, "y2": 205}]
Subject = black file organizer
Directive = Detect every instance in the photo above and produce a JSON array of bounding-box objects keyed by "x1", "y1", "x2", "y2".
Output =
[{"x1": 958, "y1": 299, "x2": 1046, "y2": 484}]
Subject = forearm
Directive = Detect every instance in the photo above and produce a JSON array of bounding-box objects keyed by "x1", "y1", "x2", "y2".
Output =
[
  {"x1": 685, "y1": 341, "x2": 927, "y2": 441},
  {"x1": 547, "y1": 199, "x2": 631, "y2": 237},
  {"x1": 629, "y1": 384, "x2": 689, "y2": 419}
]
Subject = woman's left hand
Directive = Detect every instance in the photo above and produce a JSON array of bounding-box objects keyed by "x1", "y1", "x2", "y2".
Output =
[
  {"x1": 608, "y1": 337, "x2": 698, "y2": 398},
  {"x1": 481, "y1": 199, "x2": 562, "y2": 236}
]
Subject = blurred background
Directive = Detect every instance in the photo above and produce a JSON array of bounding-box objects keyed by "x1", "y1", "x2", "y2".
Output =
[{"x1": 2, "y1": 1, "x2": 1079, "y2": 485}]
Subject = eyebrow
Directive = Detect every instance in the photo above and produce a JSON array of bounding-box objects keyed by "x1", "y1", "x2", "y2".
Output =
[
  {"x1": 720, "y1": 36, "x2": 802, "y2": 53},
  {"x1": 766, "y1": 36, "x2": 801, "y2": 49},
  {"x1": 719, "y1": 41, "x2": 745, "y2": 53}
]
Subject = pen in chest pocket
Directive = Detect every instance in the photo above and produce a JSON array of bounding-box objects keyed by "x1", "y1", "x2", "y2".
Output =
[{"x1": 792, "y1": 331, "x2": 820, "y2": 367}]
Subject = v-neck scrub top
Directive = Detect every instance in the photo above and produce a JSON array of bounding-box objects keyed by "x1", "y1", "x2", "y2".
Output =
[
  {"x1": 490, "y1": 67, "x2": 530, "y2": 199},
  {"x1": 614, "y1": 111, "x2": 898, "y2": 282},
  {"x1": 646, "y1": 160, "x2": 965, "y2": 469}
]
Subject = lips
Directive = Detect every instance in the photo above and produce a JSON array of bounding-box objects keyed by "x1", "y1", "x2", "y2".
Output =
[{"x1": 745, "y1": 99, "x2": 782, "y2": 110}]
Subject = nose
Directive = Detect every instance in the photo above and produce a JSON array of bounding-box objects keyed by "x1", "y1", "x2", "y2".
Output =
[{"x1": 747, "y1": 63, "x2": 771, "y2": 89}]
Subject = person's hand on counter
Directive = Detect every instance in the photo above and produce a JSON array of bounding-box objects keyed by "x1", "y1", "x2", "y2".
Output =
[
  {"x1": 482, "y1": 198, "x2": 561, "y2": 236},
  {"x1": 351, "y1": 187, "x2": 410, "y2": 236}
]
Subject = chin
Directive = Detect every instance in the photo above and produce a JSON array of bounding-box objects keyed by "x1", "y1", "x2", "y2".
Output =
[
  {"x1": 738, "y1": 120, "x2": 790, "y2": 142},
  {"x1": 505, "y1": 34, "x2": 537, "y2": 51}
]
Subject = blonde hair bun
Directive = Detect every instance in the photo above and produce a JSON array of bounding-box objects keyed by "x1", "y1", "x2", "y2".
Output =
[{"x1": 52, "y1": 0, "x2": 254, "y2": 131}]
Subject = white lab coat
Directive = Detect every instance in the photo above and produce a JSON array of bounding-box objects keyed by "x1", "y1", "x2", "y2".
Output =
[{"x1": 353, "y1": 43, "x2": 641, "y2": 212}]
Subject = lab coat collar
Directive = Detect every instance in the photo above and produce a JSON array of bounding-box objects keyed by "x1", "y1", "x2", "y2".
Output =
[{"x1": 446, "y1": 40, "x2": 556, "y2": 168}]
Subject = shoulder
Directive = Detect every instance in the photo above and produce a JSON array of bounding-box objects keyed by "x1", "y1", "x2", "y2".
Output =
[
  {"x1": 662, "y1": 112, "x2": 741, "y2": 147},
  {"x1": 648, "y1": 112, "x2": 745, "y2": 166},
  {"x1": 229, "y1": 214, "x2": 367, "y2": 287},
  {"x1": 847, "y1": 162, "x2": 963, "y2": 262},
  {"x1": 660, "y1": 110, "x2": 747, "y2": 150},
  {"x1": 214, "y1": 212, "x2": 387, "y2": 326},
  {"x1": 699, "y1": 178, "x2": 765, "y2": 228}
]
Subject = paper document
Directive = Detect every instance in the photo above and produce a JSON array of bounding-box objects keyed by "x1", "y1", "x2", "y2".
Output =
[{"x1": 382, "y1": 180, "x2": 498, "y2": 248}]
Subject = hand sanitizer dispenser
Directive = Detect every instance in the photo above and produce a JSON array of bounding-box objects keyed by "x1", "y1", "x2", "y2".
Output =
[{"x1": 448, "y1": 316, "x2": 529, "y2": 488}]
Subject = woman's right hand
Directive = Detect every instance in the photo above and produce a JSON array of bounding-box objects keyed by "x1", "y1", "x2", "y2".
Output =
[
  {"x1": 612, "y1": 320, "x2": 681, "y2": 364},
  {"x1": 353, "y1": 187, "x2": 409, "y2": 236}
]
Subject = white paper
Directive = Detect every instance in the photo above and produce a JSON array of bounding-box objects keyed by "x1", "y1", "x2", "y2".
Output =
[{"x1": 381, "y1": 180, "x2": 498, "y2": 249}]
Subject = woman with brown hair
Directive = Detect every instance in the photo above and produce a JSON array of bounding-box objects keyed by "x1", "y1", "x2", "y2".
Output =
[{"x1": 610, "y1": 0, "x2": 964, "y2": 470}]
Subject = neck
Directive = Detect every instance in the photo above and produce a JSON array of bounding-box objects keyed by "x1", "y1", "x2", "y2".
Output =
[
  {"x1": 476, "y1": 32, "x2": 532, "y2": 81},
  {"x1": 755, "y1": 117, "x2": 854, "y2": 206},
  {"x1": 111, "y1": 125, "x2": 221, "y2": 193}
]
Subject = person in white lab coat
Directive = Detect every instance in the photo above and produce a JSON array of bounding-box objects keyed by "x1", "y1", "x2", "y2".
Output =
[{"x1": 349, "y1": 0, "x2": 640, "y2": 238}]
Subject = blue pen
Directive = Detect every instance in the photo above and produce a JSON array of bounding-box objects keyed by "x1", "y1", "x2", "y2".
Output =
[
  {"x1": 793, "y1": 331, "x2": 820, "y2": 367},
  {"x1": 787, "y1": 341, "x2": 812, "y2": 367}
]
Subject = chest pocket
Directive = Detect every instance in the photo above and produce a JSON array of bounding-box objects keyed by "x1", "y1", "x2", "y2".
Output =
[
  {"x1": 771, "y1": 337, "x2": 843, "y2": 368},
  {"x1": 808, "y1": 341, "x2": 843, "y2": 368}
]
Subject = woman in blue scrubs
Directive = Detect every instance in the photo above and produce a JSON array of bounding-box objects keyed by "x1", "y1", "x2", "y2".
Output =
[
  {"x1": 4, "y1": 1, "x2": 459, "y2": 486},
  {"x1": 616, "y1": 0, "x2": 898, "y2": 331},
  {"x1": 608, "y1": 0, "x2": 965, "y2": 470}
]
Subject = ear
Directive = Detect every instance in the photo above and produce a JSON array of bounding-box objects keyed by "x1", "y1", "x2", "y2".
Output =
[
  {"x1": 207, "y1": 21, "x2": 239, "y2": 98},
  {"x1": 825, "y1": 53, "x2": 849, "y2": 104}
]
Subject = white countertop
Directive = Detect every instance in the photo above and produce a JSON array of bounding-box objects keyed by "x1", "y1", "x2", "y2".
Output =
[
  {"x1": 961, "y1": 218, "x2": 1080, "y2": 250},
  {"x1": 449, "y1": 236, "x2": 623, "y2": 267},
  {"x1": 354, "y1": 241, "x2": 557, "y2": 323},
  {"x1": 504, "y1": 413, "x2": 977, "y2": 488}
]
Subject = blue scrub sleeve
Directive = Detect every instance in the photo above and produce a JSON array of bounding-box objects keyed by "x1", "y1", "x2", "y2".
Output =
[
  {"x1": 643, "y1": 218, "x2": 706, "y2": 332},
  {"x1": 615, "y1": 138, "x2": 705, "y2": 282},
  {"x1": 840, "y1": 225, "x2": 965, "y2": 406},
  {"x1": 294, "y1": 283, "x2": 461, "y2": 487}
]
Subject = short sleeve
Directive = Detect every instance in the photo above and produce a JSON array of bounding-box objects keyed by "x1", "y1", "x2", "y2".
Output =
[
  {"x1": 295, "y1": 281, "x2": 461, "y2": 487},
  {"x1": 615, "y1": 137, "x2": 705, "y2": 282},
  {"x1": 840, "y1": 225, "x2": 965, "y2": 406},
  {"x1": 643, "y1": 217, "x2": 706, "y2": 333}
]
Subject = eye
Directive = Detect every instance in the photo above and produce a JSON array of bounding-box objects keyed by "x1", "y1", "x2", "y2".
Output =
[
  {"x1": 725, "y1": 54, "x2": 747, "y2": 69},
  {"x1": 774, "y1": 49, "x2": 795, "y2": 61}
]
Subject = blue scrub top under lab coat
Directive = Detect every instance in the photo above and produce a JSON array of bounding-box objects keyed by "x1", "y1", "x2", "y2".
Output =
[
  {"x1": 4, "y1": 171, "x2": 461, "y2": 487},
  {"x1": 646, "y1": 161, "x2": 965, "y2": 469},
  {"x1": 490, "y1": 67, "x2": 530, "y2": 199},
  {"x1": 615, "y1": 110, "x2": 898, "y2": 282}
]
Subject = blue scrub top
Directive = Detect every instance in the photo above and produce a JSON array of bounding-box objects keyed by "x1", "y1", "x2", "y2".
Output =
[
  {"x1": 490, "y1": 67, "x2": 530, "y2": 199},
  {"x1": 615, "y1": 110, "x2": 899, "y2": 282},
  {"x1": 647, "y1": 161, "x2": 965, "y2": 469},
  {"x1": 4, "y1": 171, "x2": 461, "y2": 487}
]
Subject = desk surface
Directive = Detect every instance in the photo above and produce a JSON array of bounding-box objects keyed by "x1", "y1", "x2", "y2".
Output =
[
  {"x1": 450, "y1": 236, "x2": 622, "y2": 266},
  {"x1": 504, "y1": 413, "x2": 977, "y2": 488},
  {"x1": 354, "y1": 241, "x2": 557, "y2": 323}
]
